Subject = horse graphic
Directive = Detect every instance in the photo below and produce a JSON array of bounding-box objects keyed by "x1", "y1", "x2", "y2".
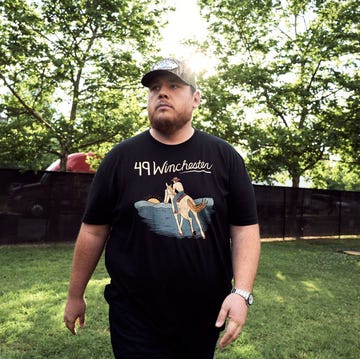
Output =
[{"x1": 164, "y1": 182, "x2": 207, "y2": 239}]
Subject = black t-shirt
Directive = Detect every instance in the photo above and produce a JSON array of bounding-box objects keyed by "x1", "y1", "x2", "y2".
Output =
[{"x1": 83, "y1": 129, "x2": 258, "y2": 330}]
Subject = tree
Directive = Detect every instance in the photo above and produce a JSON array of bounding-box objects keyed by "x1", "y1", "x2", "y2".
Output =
[
  {"x1": 311, "y1": 157, "x2": 360, "y2": 191},
  {"x1": 0, "y1": 0, "x2": 167, "y2": 170},
  {"x1": 198, "y1": 0, "x2": 359, "y2": 187}
]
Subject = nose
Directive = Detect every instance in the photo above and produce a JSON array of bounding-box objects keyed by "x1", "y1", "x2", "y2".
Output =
[{"x1": 158, "y1": 86, "x2": 169, "y2": 98}]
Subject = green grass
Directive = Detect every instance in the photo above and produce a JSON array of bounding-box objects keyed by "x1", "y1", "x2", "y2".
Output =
[{"x1": 0, "y1": 239, "x2": 359, "y2": 359}]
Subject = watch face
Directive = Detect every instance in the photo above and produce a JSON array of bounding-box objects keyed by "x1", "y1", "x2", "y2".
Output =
[{"x1": 248, "y1": 294, "x2": 254, "y2": 305}]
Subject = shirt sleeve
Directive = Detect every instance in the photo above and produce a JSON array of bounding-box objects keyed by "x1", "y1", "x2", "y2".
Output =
[
  {"x1": 227, "y1": 150, "x2": 258, "y2": 226},
  {"x1": 82, "y1": 149, "x2": 119, "y2": 225}
]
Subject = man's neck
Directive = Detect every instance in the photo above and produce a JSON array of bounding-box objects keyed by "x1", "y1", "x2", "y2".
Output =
[{"x1": 149, "y1": 126, "x2": 195, "y2": 145}]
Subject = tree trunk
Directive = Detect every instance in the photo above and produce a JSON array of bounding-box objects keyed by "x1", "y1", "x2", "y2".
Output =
[
  {"x1": 59, "y1": 153, "x2": 68, "y2": 171},
  {"x1": 292, "y1": 176, "x2": 300, "y2": 188}
]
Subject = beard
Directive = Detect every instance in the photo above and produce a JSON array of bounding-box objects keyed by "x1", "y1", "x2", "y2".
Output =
[{"x1": 149, "y1": 113, "x2": 191, "y2": 136}]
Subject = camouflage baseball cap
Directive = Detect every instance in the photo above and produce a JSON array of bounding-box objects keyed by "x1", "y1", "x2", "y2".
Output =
[{"x1": 141, "y1": 58, "x2": 196, "y2": 89}]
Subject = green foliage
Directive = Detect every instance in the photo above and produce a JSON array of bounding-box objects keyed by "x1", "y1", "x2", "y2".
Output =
[
  {"x1": 198, "y1": 0, "x2": 360, "y2": 187},
  {"x1": 0, "y1": 0, "x2": 167, "y2": 170},
  {"x1": 193, "y1": 75, "x2": 245, "y2": 144},
  {"x1": 310, "y1": 157, "x2": 360, "y2": 191},
  {"x1": 1, "y1": 240, "x2": 359, "y2": 358}
]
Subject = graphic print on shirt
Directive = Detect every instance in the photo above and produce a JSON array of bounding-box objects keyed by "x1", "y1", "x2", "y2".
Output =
[{"x1": 134, "y1": 177, "x2": 214, "y2": 239}]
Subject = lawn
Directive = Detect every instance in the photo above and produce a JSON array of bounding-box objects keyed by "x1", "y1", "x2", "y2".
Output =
[{"x1": 0, "y1": 239, "x2": 359, "y2": 359}]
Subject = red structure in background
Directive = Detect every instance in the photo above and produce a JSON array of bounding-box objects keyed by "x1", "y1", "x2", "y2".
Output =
[{"x1": 46, "y1": 152, "x2": 96, "y2": 173}]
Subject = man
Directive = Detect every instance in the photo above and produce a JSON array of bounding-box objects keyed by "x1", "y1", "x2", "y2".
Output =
[
  {"x1": 170, "y1": 177, "x2": 184, "y2": 214},
  {"x1": 64, "y1": 58, "x2": 260, "y2": 358}
]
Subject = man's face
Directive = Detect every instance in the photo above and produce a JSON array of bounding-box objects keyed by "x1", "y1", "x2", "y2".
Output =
[{"x1": 147, "y1": 74, "x2": 200, "y2": 135}]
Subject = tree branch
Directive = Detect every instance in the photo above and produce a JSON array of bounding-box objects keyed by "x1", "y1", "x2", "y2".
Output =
[
  {"x1": 263, "y1": 91, "x2": 289, "y2": 127},
  {"x1": 0, "y1": 72, "x2": 54, "y2": 131}
]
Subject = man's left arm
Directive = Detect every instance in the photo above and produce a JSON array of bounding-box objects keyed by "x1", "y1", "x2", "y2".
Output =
[{"x1": 216, "y1": 223, "x2": 261, "y2": 349}]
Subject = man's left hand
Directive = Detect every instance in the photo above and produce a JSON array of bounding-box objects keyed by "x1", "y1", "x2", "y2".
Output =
[{"x1": 215, "y1": 293, "x2": 249, "y2": 349}]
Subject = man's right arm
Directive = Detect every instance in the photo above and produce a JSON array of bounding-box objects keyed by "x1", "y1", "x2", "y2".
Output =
[{"x1": 64, "y1": 223, "x2": 109, "y2": 335}]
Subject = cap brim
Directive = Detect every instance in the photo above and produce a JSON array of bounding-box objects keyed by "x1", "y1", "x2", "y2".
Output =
[{"x1": 141, "y1": 70, "x2": 189, "y2": 87}]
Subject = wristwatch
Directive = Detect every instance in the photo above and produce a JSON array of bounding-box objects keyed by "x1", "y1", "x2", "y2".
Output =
[{"x1": 231, "y1": 287, "x2": 254, "y2": 305}]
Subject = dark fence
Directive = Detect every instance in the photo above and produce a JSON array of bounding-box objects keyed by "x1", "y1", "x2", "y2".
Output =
[
  {"x1": 255, "y1": 185, "x2": 360, "y2": 239},
  {"x1": 0, "y1": 169, "x2": 359, "y2": 244},
  {"x1": 0, "y1": 170, "x2": 93, "y2": 244}
]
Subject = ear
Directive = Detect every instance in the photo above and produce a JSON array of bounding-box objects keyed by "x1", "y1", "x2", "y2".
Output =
[{"x1": 192, "y1": 90, "x2": 201, "y2": 109}]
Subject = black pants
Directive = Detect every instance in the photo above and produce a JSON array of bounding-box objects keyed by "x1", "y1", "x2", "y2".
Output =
[{"x1": 107, "y1": 295, "x2": 220, "y2": 359}]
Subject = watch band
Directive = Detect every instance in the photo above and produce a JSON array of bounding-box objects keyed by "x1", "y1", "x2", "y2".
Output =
[{"x1": 231, "y1": 287, "x2": 254, "y2": 305}]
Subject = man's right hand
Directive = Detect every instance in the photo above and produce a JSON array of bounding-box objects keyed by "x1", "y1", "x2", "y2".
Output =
[
  {"x1": 64, "y1": 296, "x2": 87, "y2": 335},
  {"x1": 63, "y1": 223, "x2": 108, "y2": 335}
]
